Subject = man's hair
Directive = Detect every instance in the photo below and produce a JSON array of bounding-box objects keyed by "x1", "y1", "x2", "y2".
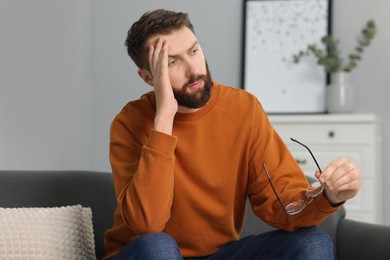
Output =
[{"x1": 125, "y1": 9, "x2": 195, "y2": 70}]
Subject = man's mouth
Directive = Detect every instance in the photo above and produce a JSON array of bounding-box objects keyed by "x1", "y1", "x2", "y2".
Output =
[{"x1": 187, "y1": 79, "x2": 204, "y2": 91}]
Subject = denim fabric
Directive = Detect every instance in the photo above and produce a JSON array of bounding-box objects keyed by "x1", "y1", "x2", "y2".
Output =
[
  {"x1": 109, "y1": 232, "x2": 182, "y2": 260},
  {"x1": 110, "y1": 227, "x2": 334, "y2": 260}
]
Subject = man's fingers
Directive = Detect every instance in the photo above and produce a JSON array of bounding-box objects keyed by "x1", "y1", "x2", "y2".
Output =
[
  {"x1": 329, "y1": 161, "x2": 361, "y2": 191},
  {"x1": 153, "y1": 38, "x2": 162, "y2": 66},
  {"x1": 320, "y1": 157, "x2": 348, "y2": 183},
  {"x1": 148, "y1": 38, "x2": 168, "y2": 81},
  {"x1": 321, "y1": 158, "x2": 360, "y2": 191}
]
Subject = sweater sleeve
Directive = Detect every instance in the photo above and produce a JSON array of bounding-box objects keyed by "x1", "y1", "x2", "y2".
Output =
[
  {"x1": 247, "y1": 99, "x2": 340, "y2": 231},
  {"x1": 110, "y1": 114, "x2": 178, "y2": 234}
]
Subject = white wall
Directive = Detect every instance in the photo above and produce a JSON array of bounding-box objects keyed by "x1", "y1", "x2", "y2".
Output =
[
  {"x1": 1, "y1": 0, "x2": 389, "y2": 224},
  {"x1": 0, "y1": 0, "x2": 93, "y2": 170},
  {"x1": 332, "y1": 0, "x2": 390, "y2": 226}
]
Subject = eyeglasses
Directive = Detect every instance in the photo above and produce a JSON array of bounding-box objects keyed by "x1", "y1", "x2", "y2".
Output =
[{"x1": 262, "y1": 138, "x2": 324, "y2": 216}]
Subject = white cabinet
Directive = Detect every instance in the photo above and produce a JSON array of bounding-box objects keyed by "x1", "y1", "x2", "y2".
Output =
[{"x1": 269, "y1": 114, "x2": 383, "y2": 224}]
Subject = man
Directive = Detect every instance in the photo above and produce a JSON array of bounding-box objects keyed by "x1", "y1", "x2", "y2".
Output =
[{"x1": 104, "y1": 9, "x2": 361, "y2": 259}]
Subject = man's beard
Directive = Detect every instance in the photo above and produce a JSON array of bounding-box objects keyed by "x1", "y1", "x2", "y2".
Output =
[{"x1": 173, "y1": 63, "x2": 213, "y2": 109}]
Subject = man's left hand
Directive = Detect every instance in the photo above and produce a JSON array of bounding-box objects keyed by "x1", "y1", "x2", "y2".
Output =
[{"x1": 315, "y1": 157, "x2": 361, "y2": 206}]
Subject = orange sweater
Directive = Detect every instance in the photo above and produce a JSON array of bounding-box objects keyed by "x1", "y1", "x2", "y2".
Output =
[{"x1": 104, "y1": 82, "x2": 338, "y2": 258}]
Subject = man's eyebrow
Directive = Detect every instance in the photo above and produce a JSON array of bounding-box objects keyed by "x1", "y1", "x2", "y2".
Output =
[
  {"x1": 168, "y1": 41, "x2": 199, "y2": 58},
  {"x1": 189, "y1": 41, "x2": 200, "y2": 50}
]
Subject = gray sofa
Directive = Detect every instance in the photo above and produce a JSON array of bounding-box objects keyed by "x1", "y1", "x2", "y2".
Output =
[{"x1": 1, "y1": 170, "x2": 389, "y2": 259}]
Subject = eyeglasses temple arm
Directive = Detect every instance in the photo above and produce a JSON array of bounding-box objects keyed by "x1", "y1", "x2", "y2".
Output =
[
  {"x1": 290, "y1": 138, "x2": 322, "y2": 173},
  {"x1": 262, "y1": 162, "x2": 289, "y2": 216}
]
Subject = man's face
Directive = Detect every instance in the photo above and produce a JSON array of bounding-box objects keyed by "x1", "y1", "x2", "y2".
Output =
[{"x1": 147, "y1": 27, "x2": 212, "y2": 110}]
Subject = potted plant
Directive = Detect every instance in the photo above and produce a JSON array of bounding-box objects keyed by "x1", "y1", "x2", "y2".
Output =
[{"x1": 292, "y1": 20, "x2": 377, "y2": 113}]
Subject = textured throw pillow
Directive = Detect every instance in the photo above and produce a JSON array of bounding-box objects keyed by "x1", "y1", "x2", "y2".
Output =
[{"x1": 0, "y1": 205, "x2": 96, "y2": 260}]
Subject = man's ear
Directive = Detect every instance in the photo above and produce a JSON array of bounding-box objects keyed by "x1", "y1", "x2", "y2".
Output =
[{"x1": 138, "y1": 69, "x2": 154, "y2": 86}]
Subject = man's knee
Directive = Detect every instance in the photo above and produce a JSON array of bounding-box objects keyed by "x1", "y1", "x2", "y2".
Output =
[
  {"x1": 294, "y1": 227, "x2": 334, "y2": 259},
  {"x1": 112, "y1": 232, "x2": 182, "y2": 260},
  {"x1": 135, "y1": 232, "x2": 179, "y2": 249}
]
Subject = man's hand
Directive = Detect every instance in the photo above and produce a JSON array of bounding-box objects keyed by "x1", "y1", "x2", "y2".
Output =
[
  {"x1": 148, "y1": 38, "x2": 178, "y2": 135},
  {"x1": 315, "y1": 157, "x2": 361, "y2": 206}
]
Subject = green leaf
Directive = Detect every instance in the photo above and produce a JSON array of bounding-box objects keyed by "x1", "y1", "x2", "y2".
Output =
[{"x1": 291, "y1": 19, "x2": 376, "y2": 74}]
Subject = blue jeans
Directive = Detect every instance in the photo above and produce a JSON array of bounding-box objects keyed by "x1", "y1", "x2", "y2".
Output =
[{"x1": 109, "y1": 227, "x2": 334, "y2": 260}]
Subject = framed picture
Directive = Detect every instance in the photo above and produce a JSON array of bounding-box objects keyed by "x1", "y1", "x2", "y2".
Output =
[{"x1": 242, "y1": 0, "x2": 331, "y2": 113}]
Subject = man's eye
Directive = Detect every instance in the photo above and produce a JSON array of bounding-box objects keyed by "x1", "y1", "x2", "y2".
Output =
[
  {"x1": 191, "y1": 49, "x2": 199, "y2": 55},
  {"x1": 168, "y1": 60, "x2": 177, "y2": 66}
]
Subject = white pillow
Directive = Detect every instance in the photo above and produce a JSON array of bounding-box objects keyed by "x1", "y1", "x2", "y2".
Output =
[{"x1": 0, "y1": 205, "x2": 96, "y2": 260}]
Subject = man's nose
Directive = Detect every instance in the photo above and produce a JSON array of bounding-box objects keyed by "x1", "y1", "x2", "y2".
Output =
[{"x1": 185, "y1": 60, "x2": 199, "y2": 77}]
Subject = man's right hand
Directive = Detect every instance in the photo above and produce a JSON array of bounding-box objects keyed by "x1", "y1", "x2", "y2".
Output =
[{"x1": 148, "y1": 38, "x2": 178, "y2": 135}]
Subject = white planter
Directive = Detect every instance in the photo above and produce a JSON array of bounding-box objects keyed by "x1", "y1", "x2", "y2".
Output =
[{"x1": 326, "y1": 72, "x2": 353, "y2": 113}]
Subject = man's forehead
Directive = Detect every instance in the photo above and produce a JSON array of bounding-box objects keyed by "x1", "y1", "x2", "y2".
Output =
[{"x1": 146, "y1": 27, "x2": 198, "y2": 50}]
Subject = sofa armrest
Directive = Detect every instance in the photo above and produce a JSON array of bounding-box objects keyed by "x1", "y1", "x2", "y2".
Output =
[
  {"x1": 319, "y1": 206, "x2": 345, "y2": 247},
  {"x1": 337, "y1": 218, "x2": 390, "y2": 259}
]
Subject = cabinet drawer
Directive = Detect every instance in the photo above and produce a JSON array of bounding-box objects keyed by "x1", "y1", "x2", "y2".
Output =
[
  {"x1": 287, "y1": 146, "x2": 374, "y2": 177},
  {"x1": 272, "y1": 123, "x2": 376, "y2": 145}
]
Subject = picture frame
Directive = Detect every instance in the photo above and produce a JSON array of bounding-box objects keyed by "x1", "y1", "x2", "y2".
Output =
[{"x1": 242, "y1": 0, "x2": 332, "y2": 114}]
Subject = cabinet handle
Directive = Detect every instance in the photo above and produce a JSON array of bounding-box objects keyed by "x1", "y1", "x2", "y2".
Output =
[
  {"x1": 295, "y1": 158, "x2": 307, "y2": 165},
  {"x1": 328, "y1": 131, "x2": 335, "y2": 138}
]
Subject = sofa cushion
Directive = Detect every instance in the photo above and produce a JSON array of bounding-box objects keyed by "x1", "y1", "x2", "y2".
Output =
[{"x1": 0, "y1": 205, "x2": 96, "y2": 260}]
